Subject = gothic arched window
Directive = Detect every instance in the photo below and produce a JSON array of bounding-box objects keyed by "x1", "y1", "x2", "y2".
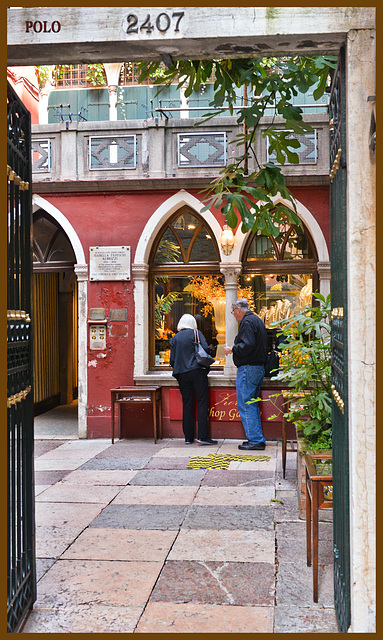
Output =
[
  {"x1": 149, "y1": 207, "x2": 225, "y2": 369},
  {"x1": 240, "y1": 215, "x2": 319, "y2": 340}
]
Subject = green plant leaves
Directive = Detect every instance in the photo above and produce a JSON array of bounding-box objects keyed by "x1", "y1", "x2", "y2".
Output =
[{"x1": 137, "y1": 55, "x2": 336, "y2": 235}]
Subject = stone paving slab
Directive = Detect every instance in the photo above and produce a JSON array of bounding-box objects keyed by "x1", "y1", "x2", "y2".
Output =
[
  {"x1": 35, "y1": 502, "x2": 105, "y2": 528},
  {"x1": 182, "y1": 505, "x2": 274, "y2": 530},
  {"x1": 128, "y1": 469, "x2": 207, "y2": 486},
  {"x1": 153, "y1": 446, "x2": 216, "y2": 458},
  {"x1": 193, "y1": 485, "x2": 275, "y2": 505},
  {"x1": 276, "y1": 476, "x2": 297, "y2": 492},
  {"x1": 34, "y1": 458, "x2": 89, "y2": 471},
  {"x1": 274, "y1": 604, "x2": 339, "y2": 633},
  {"x1": 35, "y1": 483, "x2": 122, "y2": 504},
  {"x1": 34, "y1": 440, "x2": 68, "y2": 456},
  {"x1": 36, "y1": 445, "x2": 106, "y2": 460},
  {"x1": 34, "y1": 559, "x2": 163, "y2": 608},
  {"x1": 168, "y1": 528, "x2": 275, "y2": 563},
  {"x1": 228, "y1": 459, "x2": 275, "y2": 471},
  {"x1": 79, "y1": 457, "x2": 150, "y2": 470},
  {"x1": 89, "y1": 504, "x2": 190, "y2": 529},
  {"x1": 135, "y1": 601, "x2": 274, "y2": 633},
  {"x1": 35, "y1": 485, "x2": 51, "y2": 496},
  {"x1": 34, "y1": 470, "x2": 72, "y2": 485},
  {"x1": 60, "y1": 469, "x2": 138, "y2": 485},
  {"x1": 61, "y1": 528, "x2": 178, "y2": 562},
  {"x1": 35, "y1": 558, "x2": 56, "y2": 583},
  {"x1": 56, "y1": 438, "x2": 111, "y2": 449},
  {"x1": 92, "y1": 444, "x2": 161, "y2": 459},
  {"x1": 36, "y1": 525, "x2": 88, "y2": 559},
  {"x1": 150, "y1": 560, "x2": 275, "y2": 606},
  {"x1": 21, "y1": 603, "x2": 144, "y2": 634},
  {"x1": 277, "y1": 521, "x2": 334, "y2": 564},
  {"x1": 144, "y1": 457, "x2": 191, "y2": 469},
  {"x1": 218, "y1": 442, "x2": 277, "y2": 456},
  {"x1": 273, "y1": 495, "x2": 300, "y2": 521},
  {"x1": 201, "y1": 469, "x2": 275, "y2": 486},
  {"x1": 112, "y1": 485, "x2": 198, "y2": 505},
  {"x1": 276, "y1": 562, "x2": 335, "y2": 608}
]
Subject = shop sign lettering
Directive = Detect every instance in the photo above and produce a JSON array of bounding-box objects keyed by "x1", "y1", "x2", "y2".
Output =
[
  {"x1": 209, "y1": 391, "x2": 241, "y2": 421},
  {"x1": 25, "y1": 20, "x2": 61, "y2": 33},
  {"x1": 124, "y1": 11, "x2": 184, "y2": 35}
]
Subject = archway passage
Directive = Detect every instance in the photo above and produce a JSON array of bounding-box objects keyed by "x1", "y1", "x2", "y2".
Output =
[{"x1": 32, "y1": 209, "x2": 78, "y2": 413}]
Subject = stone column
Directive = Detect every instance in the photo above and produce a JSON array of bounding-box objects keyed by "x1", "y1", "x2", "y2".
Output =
[
  {"x1": 39, "y1": 80, "x2": 52, "y2": 124},
  {"x1": 220, "y1": 263, "x2": 242, "y2": 375},
  {"x1": 74, "y1": 263, "x2": 88, "y2": 439},
  {"x1": 346, "y1": 27, "x2": 376, "y2": 632},
  {"x1": 132, "y1": 263, "x2": 149, "y2": 377},
  {"x1": 104, "y1": 63, "x2": 122, "y2": 121},
  {"x1": 180, "y1": 84, "x2": 189, "y2": 118},
  {"x1": 317, "y1": 261, "x2": 331, "y2": 301},
  {"x1": 58, "y1": 273, "x2": 75, "y2": 405},
  {"x1": 146, "y1": 119, "x2": 166, "y2": 178},
  {"x1": 108, "y1": 85, "x2": 118, "y2": 121}
]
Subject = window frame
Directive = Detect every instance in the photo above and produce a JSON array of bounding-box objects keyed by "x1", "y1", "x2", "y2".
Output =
[
  {"x1": 241, "y1": 219, "x2": 320, "y2": 311},
  {"x1": 149, "y1": 207, "x2": 221, "y2": 371}
]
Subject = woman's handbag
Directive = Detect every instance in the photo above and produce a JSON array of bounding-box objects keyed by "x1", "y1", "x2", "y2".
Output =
[{"x1": 194, "y1": 330, "x2": 215, "y2": 368}]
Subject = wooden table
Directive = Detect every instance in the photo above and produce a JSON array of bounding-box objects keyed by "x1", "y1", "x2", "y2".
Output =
[
  {"x1": 304, "y1": 453, "x2": 333, "y2": 602},
  {"x1": 110, "y1": 386, "x2": 162, "y2": 444}
]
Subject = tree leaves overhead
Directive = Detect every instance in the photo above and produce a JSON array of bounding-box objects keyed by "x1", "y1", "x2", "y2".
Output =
[{"x1": 138, "y1": 55, "x2": 337, "y2": 234}]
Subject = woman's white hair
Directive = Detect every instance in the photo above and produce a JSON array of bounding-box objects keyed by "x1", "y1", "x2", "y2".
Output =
[{"x1": 177, "y1": 314, "x2": 197, "y2": 331}]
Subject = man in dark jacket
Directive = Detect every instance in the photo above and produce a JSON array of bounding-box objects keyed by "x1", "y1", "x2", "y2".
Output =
[{"x1": 224, "y1": 299, "x2": 268, "y2": 450}]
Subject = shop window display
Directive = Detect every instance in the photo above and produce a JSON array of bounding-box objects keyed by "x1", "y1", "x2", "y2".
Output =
[
  {"x1": 150, "y1": 209, "x2": 319, "y2": 369},
  {"x1": 241, "y1": 217, "x2": 318, "y2": 350},
  {"x1": 150, "y1": 209, "x2": 223, "y2": 369}
]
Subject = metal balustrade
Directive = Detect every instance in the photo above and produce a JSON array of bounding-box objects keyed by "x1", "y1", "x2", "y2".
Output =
[{"x1": 32, "y1": 138, "x2": 51, "y2": 172}]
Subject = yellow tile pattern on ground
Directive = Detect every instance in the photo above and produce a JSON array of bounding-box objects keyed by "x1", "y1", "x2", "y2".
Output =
[{"x1": 187, "y1": 452, "x2": 271, "y2": 469}]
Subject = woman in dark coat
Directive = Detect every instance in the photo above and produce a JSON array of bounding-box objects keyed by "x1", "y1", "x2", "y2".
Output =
[{"x1": 170, "y1": 313, "x2": 217, "y2": 445}]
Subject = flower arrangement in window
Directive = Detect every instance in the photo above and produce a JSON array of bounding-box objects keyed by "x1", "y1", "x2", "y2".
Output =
[{"x1": 188, "y1": 276, "x2": 255, "y2": 316}]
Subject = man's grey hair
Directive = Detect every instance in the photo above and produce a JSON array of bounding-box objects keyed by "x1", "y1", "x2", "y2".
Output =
[
  {"x1": 177, "y1": 313, "x2": 197, "y2": 331},
  {"x1": 232, "y1": 298, "x2": 250, "y2": 311}
]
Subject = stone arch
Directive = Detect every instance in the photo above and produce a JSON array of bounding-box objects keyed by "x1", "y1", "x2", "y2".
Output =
[
  {"x1": 234, "y1": 195, "x2": 329, "y2": 263},
  {"x1": 32, "y1": 194, "x2": 86, "y2": 265},
  {"x1": 31, "y1": 194, "x2": 88, "y2": 438},
  {"x1": 134, "y1": 189, "x2": 224, "y2": 265}
]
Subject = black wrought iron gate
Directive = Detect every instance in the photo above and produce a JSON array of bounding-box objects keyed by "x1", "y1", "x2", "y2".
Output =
[
  {"x1": 329, "y1": 48, "x2": 351, "y2": 632},
  {"x1": 7, "y1": 81, "x2": 36, "y2": 632}
]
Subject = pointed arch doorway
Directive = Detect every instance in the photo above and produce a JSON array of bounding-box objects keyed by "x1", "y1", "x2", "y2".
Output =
[
  {"x1": 31, "y1": 195, "x2": 88, "y2": 438},
  {"x1": 32, "y1": 207, "x2": 78, "y2": 413}
]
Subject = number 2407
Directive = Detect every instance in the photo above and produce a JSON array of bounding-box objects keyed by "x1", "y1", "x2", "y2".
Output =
[{"x1": 125, "y1": 11, "x2": 185, "y2": 35}]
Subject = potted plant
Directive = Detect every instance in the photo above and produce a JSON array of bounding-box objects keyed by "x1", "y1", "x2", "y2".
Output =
[{"x1": 251, "y1": 292, "x2": 332, "y2": 517}]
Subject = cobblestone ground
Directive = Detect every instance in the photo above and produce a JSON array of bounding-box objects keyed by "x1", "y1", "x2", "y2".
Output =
[{"x1": 22, "y1": 405, "x2": 338, "y2": 633}]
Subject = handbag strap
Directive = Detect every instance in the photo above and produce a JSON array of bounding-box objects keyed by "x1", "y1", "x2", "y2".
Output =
[{"x1": 194, "y1": 329, "x2": 200, "y2": 344}]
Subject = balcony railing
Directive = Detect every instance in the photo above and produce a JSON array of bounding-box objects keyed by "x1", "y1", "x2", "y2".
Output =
[
  {"x1": 89, "y1": 135, "x2": 137, "y2": 170},
  {"x1": 32, "y1": 139, "x2": 51, "y2": 172},
  {"x1": 31, "y1": 114, "x2": 329, "y2": 182}
]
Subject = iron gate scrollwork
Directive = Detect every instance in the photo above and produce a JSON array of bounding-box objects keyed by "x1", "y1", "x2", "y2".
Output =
[
  {"x1": 329, "y1": 47, "x2": 351, "y2": 632},
  {"x1": 7, "y1": 81, "x2": 36, "y2": 632}
]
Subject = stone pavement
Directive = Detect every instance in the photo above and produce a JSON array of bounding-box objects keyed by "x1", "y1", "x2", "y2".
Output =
[{"x1": 22, "y1": 406, "x2": 338, "y2": 633}]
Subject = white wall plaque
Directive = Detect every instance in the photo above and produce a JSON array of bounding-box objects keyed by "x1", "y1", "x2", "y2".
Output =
[{"x1": 89, "y1": 246, "x2": 131, "y2": 281}]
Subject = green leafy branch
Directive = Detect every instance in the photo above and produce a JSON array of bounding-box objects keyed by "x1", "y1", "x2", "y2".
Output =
[{"x1": 138, "y1": 55, "x2": 337, "y2": 235}]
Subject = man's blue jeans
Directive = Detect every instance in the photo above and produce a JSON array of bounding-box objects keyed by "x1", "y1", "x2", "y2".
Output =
[{"x1": 236, "y1": 365, "x2": 265, "y2": 445}]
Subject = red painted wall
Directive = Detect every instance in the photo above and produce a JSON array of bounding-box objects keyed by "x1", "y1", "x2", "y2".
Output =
[
  {"x1": 42, "y1": 185, "x2": 329, "y2": 438},
  {"x1": 120, "y1": 386, "x2": 297, "y2": 441}
]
